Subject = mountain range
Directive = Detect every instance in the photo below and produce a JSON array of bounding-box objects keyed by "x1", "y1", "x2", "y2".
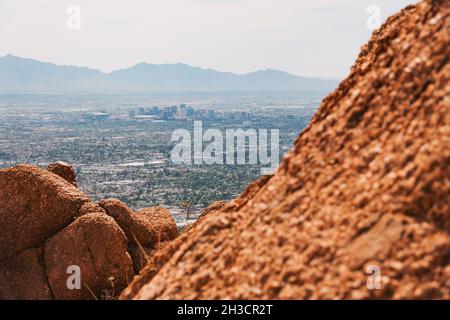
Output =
[{"x1": 0, "y1": 54, "x2": 338, "y2": 93}]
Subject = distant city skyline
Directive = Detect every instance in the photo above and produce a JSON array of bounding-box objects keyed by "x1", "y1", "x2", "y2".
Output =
[{"x1": 0, "y1": 0, "x2": 416, "y2": 79}]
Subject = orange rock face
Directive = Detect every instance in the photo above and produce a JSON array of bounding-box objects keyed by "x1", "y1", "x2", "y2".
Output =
[
  {"x1": 99, "y1": 199, "x2": 178, "y2": 273},
  {"x1": 47, "y1": 161, "x2": 78, "y2": 187},
  {"x1": 0, "y1": 164, "x2": 89, "y2": 260},
  {"x1": 0, "y1": 248, "x2": 52, "y2": 300},
  {"x1": 44, "y1": 213, "x2": 133, "y2": 300},
  {"x1": 0, "y1": 165, "x2": 178, "y2": 299},
  {"x1": 124, "y1": 0, "x2": 450, "y2": 300}
]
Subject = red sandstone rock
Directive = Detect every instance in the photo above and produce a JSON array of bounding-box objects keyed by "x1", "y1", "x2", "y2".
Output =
[
  {"x1": 0, "y1": 165, "x2": 163, "y2": 300},
  {"x1": 0, "y1": 248, "x2": 52, "y2": 300},
  {"x1": 47, "y1": 161, "x2": 78, "y2": 187},
  {"x1": 99, "y1": 199, "x2": 157, "y2": 248},
  {"x1": 136, "y1": 207, "x2": 178, "y2": 243},
  {"x1": 119, "y1": 177, "x2": 271, "y2": 300},
  {"x1": 79, "y1": 202, "x2": 107, "y2": 215},
  {"x1": 44, "y1": 212, "x2": 134, "y2": 300},
  {"x1": 0, "y1": 165, "x2": 90, "y2": 260},
  {"x1": 99, "y1": 199, "x2": 178, "y2": 272},
  {"x1": 123, "y1": 0, "x2": 450, "y2": 300}
]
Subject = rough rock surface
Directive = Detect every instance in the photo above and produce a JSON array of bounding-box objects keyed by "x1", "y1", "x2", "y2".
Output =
[
  {"x1": 99, "y1": 199, "x2": 178, "y2": 272},
  {"x1": 0, "y1": 164, "x2": 177, "y2": 299},
  {"x1": 47, "y1": 161, "x2": 78, "y2": 187},
  {"x1": 119, "y1": 178, "x2": 270, "y2": 300},
  {"x1": 0, "y1": 164, "x2": 90, "y2": 260},
  {"x1": 124, "y1": 0, "x2": 450, "y2": 300},
  {"x1": 44, "y1": 213, "x2": 133, "y2": 299},
  {"x1": 0, "y1": 248, "x2": 51, "y2": 300},
  {"x1": 137, "y1": 207, "x2": 178, "y2": 243}
]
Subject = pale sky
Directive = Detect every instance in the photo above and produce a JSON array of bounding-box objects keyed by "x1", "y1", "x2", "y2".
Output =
[{"x1": 0, "y1": 0, "x2": 416, "y2": 78}]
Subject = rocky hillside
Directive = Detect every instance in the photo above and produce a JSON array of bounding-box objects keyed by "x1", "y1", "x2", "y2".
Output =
[
  {"x1": 0, "y1": 163, "x2": 178, "y2": 299},
  {"x1": 0, "y1": 0, "x2": 448, "y2": 300},
  {"x1": 121, "y1": 0, "x2": 450, "y2": 299}
]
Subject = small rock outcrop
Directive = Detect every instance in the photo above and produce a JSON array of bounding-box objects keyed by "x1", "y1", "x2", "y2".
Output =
[
  {"x1": 47, "y1": 161, "x2": 78, "y2": 187},
  {"x1": 99, "y1": 199, "x2": 178, "y2": 273},
  {"x1": 0, "y1": 164, "x2": 179, "y2": 299},
  {"x1": 136, "y1": 207, "x2": 178, "y2": 243}
]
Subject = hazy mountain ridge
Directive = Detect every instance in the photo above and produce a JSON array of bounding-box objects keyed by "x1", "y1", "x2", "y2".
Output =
[{"x1": 0, "y1": 54, "x2": 338, "y2": 93}]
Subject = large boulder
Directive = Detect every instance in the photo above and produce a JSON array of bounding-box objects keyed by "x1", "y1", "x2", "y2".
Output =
[
  {"x1": 136, "y1": 207, "x2": 178, "y2": 243},
  {"x1": 99, "y1": 199, "x2": 156, "y2": 248},
  {"x1": 124, "y1": 0, "x2": 450, "y2": 300},
  {"x1": 0, "y1": 165, "x2": 90, "y2": 260},
  {"x1": 99, "y1": 199, "x2": 178, "y2": 272},
  {"x1": 44, "y1": 213, "x2": 134, "y2": 300}
]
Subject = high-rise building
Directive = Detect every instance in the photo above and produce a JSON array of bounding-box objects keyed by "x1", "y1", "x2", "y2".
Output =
[
  {"x1": 151, "y1": 107, "x2": 160, "y2": 115},
  {"x1": 176, "y1": 105, "x2": 187, "y2": 119}
]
